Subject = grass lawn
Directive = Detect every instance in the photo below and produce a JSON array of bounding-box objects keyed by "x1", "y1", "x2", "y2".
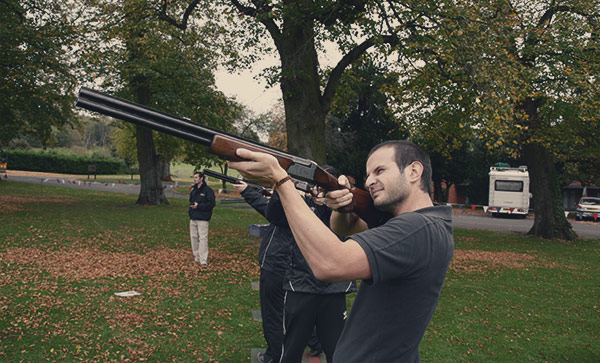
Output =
[{"x1": 0, "y1": 180, "x2": 598, "y2": 362}]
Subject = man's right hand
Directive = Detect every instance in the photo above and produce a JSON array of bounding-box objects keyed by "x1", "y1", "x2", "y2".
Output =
[
  {"x1": 324, "y1": 175, "x2": 354, "y2": 211},
  {"x1": 326, "y1": 175, "x2": 369, "y2": 236},
  {"x1": 232, "y1": 181, "x2": 248, "y2": 193}
]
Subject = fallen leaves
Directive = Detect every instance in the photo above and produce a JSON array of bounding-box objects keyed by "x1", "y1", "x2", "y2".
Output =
[
  {"x1": 0, "y1": 195, "x2": 80, "y2": 214},
  {"x1": 0, "y1": 246, "x2": 259, "y2": 281},
  {"x1": 451, "y1": 249, "x2": 536, "y2": 273}
]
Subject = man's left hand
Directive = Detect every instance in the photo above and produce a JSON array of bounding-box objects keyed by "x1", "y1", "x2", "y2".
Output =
[{"x1": 229, "y1": 148, "x2": 288, "y2": 186}]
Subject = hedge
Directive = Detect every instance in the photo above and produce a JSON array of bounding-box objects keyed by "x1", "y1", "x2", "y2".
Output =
[{"x1": 5, "y1": 149, "x2": 128, "y2": 175}]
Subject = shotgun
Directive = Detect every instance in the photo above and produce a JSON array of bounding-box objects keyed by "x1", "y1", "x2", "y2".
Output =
[
  {"x1": 75, "y1": 87, "x2": 382, "y2": 226},
  {"x1": 203, "y1": 169, "x2": 272, "y2": 196}
]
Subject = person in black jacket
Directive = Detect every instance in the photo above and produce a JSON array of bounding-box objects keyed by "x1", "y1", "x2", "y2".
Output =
[
  {"x1": 189, "y1": 171, "x2": 215, "y2": 265},
  {"x1": 233, "y1": 181, "x2": 287, "y2": 363},
  {"x1": 233, "y1": 182, "x2": 324, "y2": 363},
  {"x1": 266, "y1": 188, "x2": 356, "y2": 363}
]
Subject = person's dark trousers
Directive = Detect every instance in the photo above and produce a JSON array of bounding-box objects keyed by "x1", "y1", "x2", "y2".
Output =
[
  {"x1": 307, "y1": 327, "x2": 322, "y2": 352},
  {"x1": 260, "y1": 268, "x2": 286, "y2": 363},
  {"x1": 280, "y1": 292, "x2": 347, "y2": 363}
]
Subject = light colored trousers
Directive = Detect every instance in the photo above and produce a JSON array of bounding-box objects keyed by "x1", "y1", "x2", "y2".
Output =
[{"x1": 189, "y1": 220, "x2": 209, "y2": 264}]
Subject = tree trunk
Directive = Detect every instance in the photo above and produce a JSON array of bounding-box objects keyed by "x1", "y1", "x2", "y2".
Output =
[
  {"x1": 158, "y1": 155, "x2": 173, "y2": 182},
  {"x1": 520, "y1": 98, "x2": 575, "y2": 239},
  {"x1": 444, "y1": 181, "x2": 452, "y2": 203},
  {"x1": 276, "y1": 14, "x2": 328, "y2": 163},
  {"x1": 221, "y1": 163, "x2": 228, "y2": 190},
  {"x1": 133, "y1": 83, "x2": 169, "y2": 206},
  {"x1": 523, "y1": 142, "x2": 575, "y2": 240}
]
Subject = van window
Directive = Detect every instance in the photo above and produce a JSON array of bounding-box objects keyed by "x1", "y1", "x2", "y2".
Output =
[{"x1": 495, "y1": 180, "x2": 524, "y2": 192}]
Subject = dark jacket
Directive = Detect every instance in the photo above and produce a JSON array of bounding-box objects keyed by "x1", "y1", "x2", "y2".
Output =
[
  {"x1": 241, "y1": 187, "x2": 291, "y2": 275},
  {"x1": 188, "y1": 182, "x2": 216, "y2": 221},
  {"x1": 266, "y1": 192, "x2": 357, "y2": 295}
]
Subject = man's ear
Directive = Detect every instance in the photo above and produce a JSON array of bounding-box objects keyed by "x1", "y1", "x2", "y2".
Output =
[{"x1": 406, "y1": 162, "x2": 424, "y2": 184}]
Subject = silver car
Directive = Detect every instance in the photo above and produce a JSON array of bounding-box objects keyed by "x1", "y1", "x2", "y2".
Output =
[{"x1": 576, "y1": 197, "x2": 600, "y2": 221}]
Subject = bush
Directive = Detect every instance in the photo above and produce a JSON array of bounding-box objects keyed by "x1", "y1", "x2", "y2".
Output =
[
  {"x1": 5, "y1": 149, "x2": 128, "y2": 174},
  {"x1": 7, "y1": 138, "x2": 32, "y2": 150}
]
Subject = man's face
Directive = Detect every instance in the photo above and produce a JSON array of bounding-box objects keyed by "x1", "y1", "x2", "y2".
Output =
[
  {"x1": 365, "y1": 146, "x2": 410, "y2": 214},
  {"x1": 193, "y1": 174, "x2": 202, "y2": 184}
]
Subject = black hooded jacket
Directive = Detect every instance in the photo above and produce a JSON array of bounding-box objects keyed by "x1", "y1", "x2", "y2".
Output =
[
  {"x1": 265, "y1": 192, "x2": 356, "y2": 295},
  {"x1": 240, "y1": 187, "x2": 291, "y2": 276},
  {"x1": 188, "y1": 181, "x2": 216, "y2": 221}
]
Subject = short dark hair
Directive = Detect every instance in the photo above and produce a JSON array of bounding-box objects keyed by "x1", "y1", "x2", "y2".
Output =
[
  {"x1": 368, "y1": 140, "x2": 432, "y2": 194},
  {"x1": 194, "y1": 171, "x2": 204, "y2": 178}
]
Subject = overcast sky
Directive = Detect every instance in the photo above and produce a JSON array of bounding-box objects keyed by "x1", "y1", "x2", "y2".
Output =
[
  {"x1": 214, "y1": 58, "x2": 281, "y2": 115},
  {"x1": 214, "y1": 43, "x2": 342, "y2": 115}
]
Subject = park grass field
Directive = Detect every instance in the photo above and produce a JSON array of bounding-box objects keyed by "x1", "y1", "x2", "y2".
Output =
[{"x1": 0, "y1": 180, "x2": 598, "y2": 362}]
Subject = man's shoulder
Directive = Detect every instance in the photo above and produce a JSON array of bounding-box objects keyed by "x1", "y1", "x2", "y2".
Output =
[
  {"x1": 359, "y1": 205, "x2": 452, "y2": 241},
  {"x1": 202, "y1": 183, "x2": 215, "y2": 193},
  {"x1": 387, "y1": 205, "x2": 452, "y2": 225}
]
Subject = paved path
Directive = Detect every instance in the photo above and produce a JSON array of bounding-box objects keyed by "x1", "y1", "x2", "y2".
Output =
[
  {"x1": 4, "y1": 173, "x2": 186, "y2": 198},
  {"x1": 452, "y1": 211, "x2": 600, "y2": 239}
]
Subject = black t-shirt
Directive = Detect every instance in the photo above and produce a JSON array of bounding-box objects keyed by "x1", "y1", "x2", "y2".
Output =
[{"x1": 333, "y1": 205, "x2": 454, "y2": 363}]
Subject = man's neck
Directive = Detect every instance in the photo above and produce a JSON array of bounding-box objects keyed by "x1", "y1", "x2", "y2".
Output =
[{"x1": 393, "y1": 193, "x2": 433, "y2": 216}]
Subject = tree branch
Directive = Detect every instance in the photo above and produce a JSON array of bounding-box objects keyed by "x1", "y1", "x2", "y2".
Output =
[
  {"x1": 158, "y1": 0, "x2": 201, "y2": 30},
  {"x1": 313, "y1": 0, "x2": 368, "y2": 26},
  {"x1": 230, "y1": 0, "x2": 281, "y2": 43},
  {"x1": 321, "y1": 34, "x2": 399, "y2": 112}
]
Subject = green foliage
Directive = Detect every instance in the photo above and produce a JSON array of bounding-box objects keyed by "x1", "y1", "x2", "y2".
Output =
[
  {"x1": 79, "y1": 0, "x2": 244, "y2": 171},
  {"x1": 328, "y1": 58, "x2": 408, "y2": 186},
  {"x1": 110, "y1": 123, "x2": 139, "y2": 168},
  {"x1": 396, "y1": 0, "x2": 600, "y2": 173},
  {"x1": 0, "y1": 0, "x2": 80, "y2": 146},
  {"x1": 5, "y1": 149, "x2": 127, "y2": 174}
]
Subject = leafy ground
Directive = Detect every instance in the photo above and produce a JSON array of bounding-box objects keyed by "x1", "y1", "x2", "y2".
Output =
[{"x1": 0, "y1": 180, "x2": 598, "y2": 362}]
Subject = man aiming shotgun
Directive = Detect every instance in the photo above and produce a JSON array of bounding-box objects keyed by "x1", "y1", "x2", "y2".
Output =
[
  {"x1": 76, "y1": 88, "x2": 454, "y2": 361},
  {"x1": 228, "y1": 141, "x2": 454, "y2": 362}
]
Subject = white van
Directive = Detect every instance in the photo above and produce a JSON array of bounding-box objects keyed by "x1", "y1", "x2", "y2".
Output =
[{"x1": 488, "y1": 165, "x2": 530, "y2": 217}]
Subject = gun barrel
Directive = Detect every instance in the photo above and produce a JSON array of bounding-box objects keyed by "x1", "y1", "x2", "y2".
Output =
[
  {"x1": 76, "y1": 87, "x2": 310, "y2": 163},
  {"x1": 203, "y1": 169, "x2": 241, "y2": 184},
  {"x1": 76, "y1": 87, "x2": 219, "y2": 145}
]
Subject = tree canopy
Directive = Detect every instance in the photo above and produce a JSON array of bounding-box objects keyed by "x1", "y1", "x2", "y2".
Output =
[
  {"x1": 0, "y1": 0, "x2": 79, "y2": 146},
  {"x1": 394, "y1": 0, "x2": 600, "y2": 238},
  {"x1": 79, "y1": 0, "x2": 243, "y2": 203}
]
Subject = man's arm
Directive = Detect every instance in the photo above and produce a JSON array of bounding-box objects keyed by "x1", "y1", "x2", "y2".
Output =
[
  {"x1": 229, "y1": 149, "x2": 372, "y2": 282},
  {"x1": 235, "y1": 181, "x2": 269, "y2": 217}
]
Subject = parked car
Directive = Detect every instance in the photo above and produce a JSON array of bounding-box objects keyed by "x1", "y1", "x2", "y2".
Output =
[{"x1": 575, "y1": 197, "x2": 600, "y2": 221}]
